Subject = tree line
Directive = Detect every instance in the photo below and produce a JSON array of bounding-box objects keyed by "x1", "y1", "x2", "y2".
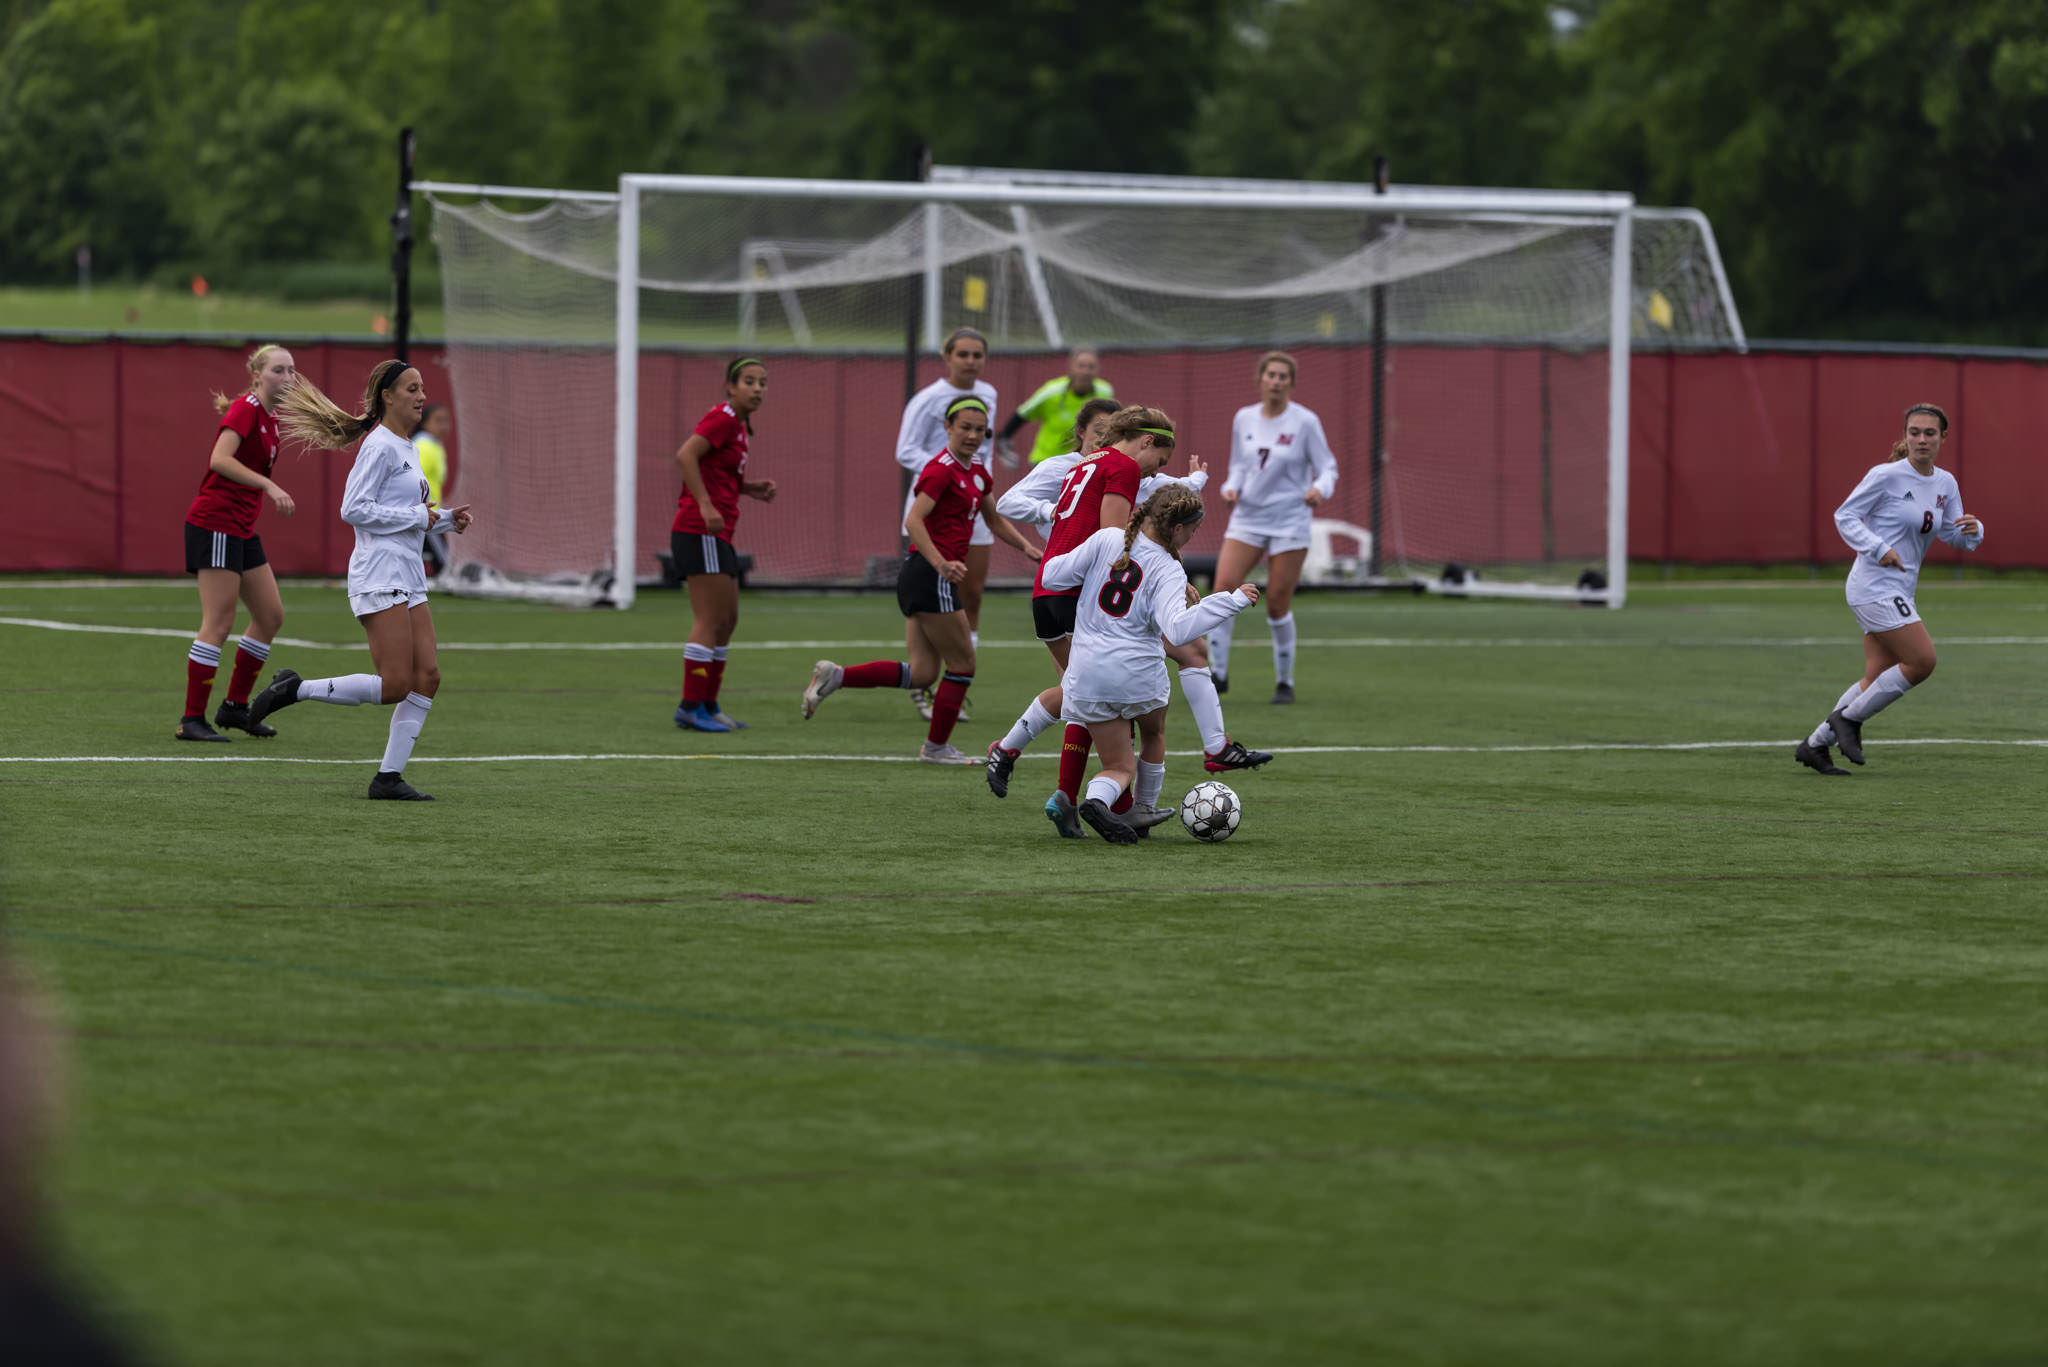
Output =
[{"x1": 3, "y1": 0, "x2": 2043, "y2": 342}]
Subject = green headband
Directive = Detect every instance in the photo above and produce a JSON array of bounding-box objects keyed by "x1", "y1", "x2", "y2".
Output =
[
  {"x1": 1138, "y1": 426, "x2": 1175, "y2": 441},
  {"x1": 946, "y1": 396, "x2": 990, "y2": 419},
  {"x1": 726, "y1": 357, "x2": 765, "y2": 381}
]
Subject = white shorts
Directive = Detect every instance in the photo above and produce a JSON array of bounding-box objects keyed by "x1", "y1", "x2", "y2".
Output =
[
  {"x1": 1061, "y1": 692, "x2": 1170, "y2": 726},
  {"x1": 350, "y1": 586, "x2": 428, "y2": 618},
  {"x1": 1222, "y1": 519, "x2": 1310, "y2": 555},
  {"x1": 1850, "y1": 595, "x2": 1921, "y2": 634},
  {"x1": 969, "y1": 510, "x2": 994, "y2": 548}
]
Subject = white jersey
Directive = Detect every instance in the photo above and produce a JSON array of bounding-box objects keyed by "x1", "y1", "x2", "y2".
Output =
[
  {"x1": 1834, "y1": 459, "x2": 1983, "y2": 604},
  {"x1": 995, "y1": 447, "x2": 1207, "y2": 528},
  {"x1": 1040, "y1": 527, "x2": 1253, "y2": 708},
  {"x1": 898, "y1": 377, "x2": 998, "y2": 542},
  {"x1": 341, "y1": 426, "x2": 451, "y2": 596},
  {"x1": 1221, "y1": 401, "x2": 1338, "y2": 532}
]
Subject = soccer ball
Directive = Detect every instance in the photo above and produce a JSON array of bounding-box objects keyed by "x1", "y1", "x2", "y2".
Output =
[{"x1": 1180, "y1": 780, "x2": 1242, "y2": 843}]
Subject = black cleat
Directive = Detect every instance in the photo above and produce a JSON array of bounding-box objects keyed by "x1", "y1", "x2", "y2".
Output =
[
  {"x1": 1826, "y1": 709, "x2": 1865, "y2": 765},
  {"x1": 1271, "y1": 682, "x2": 1296, "y2": 704},
  {"x1": 246, "y1": 669, "x2": 304, "y2": 727},
  {"x1": 1213, "y1": 672, "x2": 1229, "y2": 696},
  {"x1": 175, "y1": 715, "x2": 230, "y2": 743},
  {"x1": 214, "y1": 699, "x2": 276, "y2": 737},
  {"x1": 1079, "y1": 797, "x2": 1139, "y2": 845},
  {"x1": 1793, "y1": 740, "x2": 1850, "y2": 776},
  {"x1": 367, "y1": 771, "x2": 434, "y2": 801},
  {"x1": 1205, "y1": 739, "x2": 1274, "y2": 773},
  {"x1": 984, "y1": 741, "x2": 1018, "y2": 798}
]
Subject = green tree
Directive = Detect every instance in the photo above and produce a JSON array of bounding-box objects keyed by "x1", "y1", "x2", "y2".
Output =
[{"x1": 0, "y1": 0, "x2": 180, "y2": 278}]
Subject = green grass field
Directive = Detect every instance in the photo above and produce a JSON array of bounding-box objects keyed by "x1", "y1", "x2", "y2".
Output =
[
  {"x1": 0, "y1": 286, "x2": 438, "y2": 340},
  {"x1": 3, "y1": 577, "x2": 2045, "y2": 1366}
]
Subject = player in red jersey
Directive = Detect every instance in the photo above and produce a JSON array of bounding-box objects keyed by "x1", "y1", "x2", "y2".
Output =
[
  {"x1": 672, "y1": 357, "x2": 778, "y2": 732},
  {"x1": 802, "y1": 396, "x2": 1041, "y2": 763},
  {"x1": 976, "y1": 405, "x2": 1181, "y2": 820},
  {"x1": 175, "y1": 344, "x2": 298, "y2": 742}
]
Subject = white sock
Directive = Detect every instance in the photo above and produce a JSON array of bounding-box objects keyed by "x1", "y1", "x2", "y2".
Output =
[
  {"x1": 299, "y1": 674, "x2": 384, "y2": 706},
  {"x1": 1270, "y1": 612, "x2": 1297, "y2": 685},
  {"x1": 1844, "y1": 665, "x2": 1911, "y2": 723},
  {"x1": 970, "y1": 631, "x2": 979, "y2": 652},
  {"x1": 1207, "y1": 618, "x2": 1235, "y2": 679},
  {"x1": 1178, "y1": 667, "x2": 1228, "y2": 754},
  {"x1": 379, "y1": 691, "x2": 433, "y2": 773},
  {"x1": 235, "y1": 635, "x2": 271, "y2": 664},
  {"x1": 187, "y1": 639, "x2": 221, "y2": 668},
  {"x1": 1000, "y1": 698, "x2": 1059, "y2": 753},
  {"x1": 1085, "y1": 774, "x2": 1123, "y2": 807},
  {"x1": 1810, "y1": 680, "x2": 1865, "y2": 746},
  {"x1": 1134, "y1": 759, "x2": 1165, "y2": 811},
  {"x1": 711, "y1": 646, "x2": 728, "y2": 662}
]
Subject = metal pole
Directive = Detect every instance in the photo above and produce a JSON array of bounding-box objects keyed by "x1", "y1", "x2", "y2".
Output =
[
  {"x1": 391, "y1": 127, "x2": 415, "y2": 363},
  {"x1": 901, "y1": 140, "x2": 929, "y2": 555},
  {"x1": 1367, "y1": 154, "x2": 1388, "y2": 578}
]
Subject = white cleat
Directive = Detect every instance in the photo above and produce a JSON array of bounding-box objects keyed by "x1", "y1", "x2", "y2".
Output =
[
  {"x1": 912, "y1": 686, "x2": 935, "y2": 722},
  {"x1": 918, "y1": 740, "x2": 978, "y2": 766},
  {"x1": 801, "y1": 660, "x2": 843, "y2": 719},
  {"x1": 1126, "y1": 803, "x2": 1180, "y2": 831}
]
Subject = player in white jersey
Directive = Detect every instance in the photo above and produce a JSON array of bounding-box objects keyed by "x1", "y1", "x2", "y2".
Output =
[
  {"x1": 1037, "y1": 485, "x2": 1260, "y2": 843},
  {"x1": 990, "y1": 399, "x2": 1270, "y2": 796},
  {"x1": 245, "y1": 360, "x2": 475, "y2": 801},
  {"x1": 1209, "y1": 350, "x2": 1339, "y2": 704},
  {"x1": 1794, "y1": 402, "x2": 1984, "y2": 775},
  {"x1": 895, "y1": 327, "x2": 998, "y2": 722}
]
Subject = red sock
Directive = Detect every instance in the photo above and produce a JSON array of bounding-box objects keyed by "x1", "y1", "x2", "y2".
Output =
[
  {"x1": 225, "y1": 646, "x2": 264, "y2": 705},
  {"x1": 1056, "y1": 724, "x2": 1092, "y2": 802},
  {"x1": 184, "y1": 657, "x2": 216, "y2": 718},
  {"x1": 927, "y1": 671, "x2": 971, "y2": 745},
  {"x1": 705, "y1": 658, "x2": 726, "y2": 706},
  {"x1": 682, "y1": 659, "x2": 711, "y2": 705},
  {"x1": 1111, "y1": 789, "x2": 1134, "y2": 814},
  {"x1": 841, "y1": 660, "x2": 907, "y2": 689}
]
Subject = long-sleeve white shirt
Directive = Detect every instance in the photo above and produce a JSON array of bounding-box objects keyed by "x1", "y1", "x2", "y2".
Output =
[
  {"x1": 1833, "y1": 459, "x2": 1983, "y2": 603},
  {"x1": 1039, "y1": 527, "x2": 1253, "y2": 705},
  {"x1": 342, "y1": 426, "x2": 452, "y2": 596},
  {"x1": 1221, "y1": 401, "x2": 1338, "y2": 533},
  {"x1": 995, "y1": 447, "x2": 1207, "y2": 527}
]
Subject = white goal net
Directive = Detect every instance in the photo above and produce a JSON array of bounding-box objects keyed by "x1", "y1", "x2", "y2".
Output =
[{"x1": 423, "y1": 174, "x2": 1742, "y2": 607}]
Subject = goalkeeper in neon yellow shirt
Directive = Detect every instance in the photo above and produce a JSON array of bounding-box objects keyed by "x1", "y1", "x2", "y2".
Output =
[{"x1": 998, "y1": 346, "x2": 1113, "y2": 466}]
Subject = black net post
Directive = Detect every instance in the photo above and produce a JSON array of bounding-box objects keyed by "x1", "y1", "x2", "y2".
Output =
[
  {"x1": 1367, "y1": 154, "x2": 1388, "y2": 577},
  {"x1": 390, "y1": 127, "x2": 416, "y2": 364},
  {"x1": 899, "y1": 139, "x2": 930, "y2": 553}
]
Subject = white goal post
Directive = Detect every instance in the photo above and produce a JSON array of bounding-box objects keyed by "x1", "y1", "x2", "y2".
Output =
[{"x1": 419, "y1": 170, "x2": 1744, "y2": 609}]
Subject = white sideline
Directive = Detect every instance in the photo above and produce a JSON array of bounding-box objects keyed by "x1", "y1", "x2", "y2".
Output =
[
  {"x1": 2, "y1": 739, "x2": 2043, "y2": 766},
  {"x1": 5, "y1": 616, "x2": 2046, "y2": 652}
]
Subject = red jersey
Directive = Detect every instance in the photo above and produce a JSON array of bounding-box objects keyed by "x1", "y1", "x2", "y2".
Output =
[
  {"x1": 185, "y1": 394, "x2": 280, "y2": 538},
  {"x1": 671, "y1": 403, "x2": 750, "y2": 539},
  {"x1": 1032, "y1": 448, "x2": 1141, "y2": 597},
  {"x1": 912, "y1": 449, "x2": 991, "y2": 562}
]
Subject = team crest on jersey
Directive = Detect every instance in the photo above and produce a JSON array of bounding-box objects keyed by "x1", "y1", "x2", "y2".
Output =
[
  {"x1": 1276, "y1": 433, "x2": 1294, "y2": 445},
  {"x1": 1936, "y1": 494, "x2": 1948, "y2": 508}
]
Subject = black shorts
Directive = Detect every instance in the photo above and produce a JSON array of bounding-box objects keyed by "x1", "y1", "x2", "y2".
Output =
[
  {"x1": 671, "y1": 530, "x2": 739, "y2": 579},
  {"x1": 184, "y1": 523, "x2": 267, "y2": 575},
  {"x1": 896, "y1": 554, "x2": 962, "y2": 618},
  {"x1": 1031, "y1": 592, "x2": 1079, "y2": 642}
]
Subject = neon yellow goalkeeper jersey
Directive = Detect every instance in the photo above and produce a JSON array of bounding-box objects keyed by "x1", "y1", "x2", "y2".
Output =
[{"x1": 1017, "y1": 375, "x2": 1115, "y2": 464}]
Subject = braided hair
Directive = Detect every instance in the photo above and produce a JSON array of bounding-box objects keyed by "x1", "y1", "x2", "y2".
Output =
[{"x1": 1113, "y1": 483, "x2": 1206, "y2": 572}]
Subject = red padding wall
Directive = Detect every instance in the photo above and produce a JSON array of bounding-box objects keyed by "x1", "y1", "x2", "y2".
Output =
[{"x1": 5, "y1": 337, "x2": 2044, "y2": 575}]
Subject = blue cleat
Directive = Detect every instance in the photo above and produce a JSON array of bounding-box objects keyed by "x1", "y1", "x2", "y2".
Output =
[
  {"x1": 674, "y1": 702, "x2": 733, "y2": 733},
  {"x1": 1044, "y1": 791, "x2": 1086, "y2": 839},
  {"x1": 708, "y1": 709, "x2": 747, "y2": 730}
]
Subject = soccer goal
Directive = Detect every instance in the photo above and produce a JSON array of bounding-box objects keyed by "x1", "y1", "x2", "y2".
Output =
[{"x1": 418, "y1": 170, "x2": 1742, "y2": 608}]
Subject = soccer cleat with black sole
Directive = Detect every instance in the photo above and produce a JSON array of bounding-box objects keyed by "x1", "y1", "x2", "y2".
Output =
[
  {"x1": 1213, "y1": 673, "x2": 1229, "y2": 695},
  {"x1": 1271, "y1": 682, "x2": 1296, "y2": 705},
  {"x1": 1827, "y1": 709, "x2": 1865, "y2": 765},
  {"x1": 1793, "y1": 740, "x2": 1850, "y2": 776},
  {"x1": 1079, "y1": 797, "x2": 1140, "y2": 845},
  {"x1": 175, "y1": 715, "x2": 230, "y2": 743},
  {"x1": 214, "y1": 700, "x2": 276, "y2": 737},
  {"x1": 1204, "y1": 739, "x2": 1273, "y2": 773},
  {"x1": 366, "y1": 771, "x2": 434, "y2": 801},
  {"x1": 985, "y1": 742, "x2": 1018, "y2": 797},
  {"x1": 245, "y1": 669, "x2": 303, "y2": 727},
  {"x1": 1044, "y1": 791, "x2": 1086, "y2": 839}
]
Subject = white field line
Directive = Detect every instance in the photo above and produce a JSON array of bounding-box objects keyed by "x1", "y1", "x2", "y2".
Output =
[
  {"x1": 5, "y1": 616, "x2": 2046, "y2": 652},
  {"x1": 3, "y1": 739, "x2": 2044, "y2": 766}
]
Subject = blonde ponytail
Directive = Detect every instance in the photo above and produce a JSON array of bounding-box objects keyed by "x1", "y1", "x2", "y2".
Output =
[
  {"x1": 276, "y1": 358, "x2": 409, "y2": 450},
  {"x1": 1887, "y1": 439, "x2": 1909, "y2": 462}
]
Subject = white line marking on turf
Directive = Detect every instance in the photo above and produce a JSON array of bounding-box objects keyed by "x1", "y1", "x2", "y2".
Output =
[
  {"x1": 4, "y1": 739, "x2": 2043, "y2": 766},
  {"x1": 6, "y1": 616, "x2": 2047, "y2": 652}
]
